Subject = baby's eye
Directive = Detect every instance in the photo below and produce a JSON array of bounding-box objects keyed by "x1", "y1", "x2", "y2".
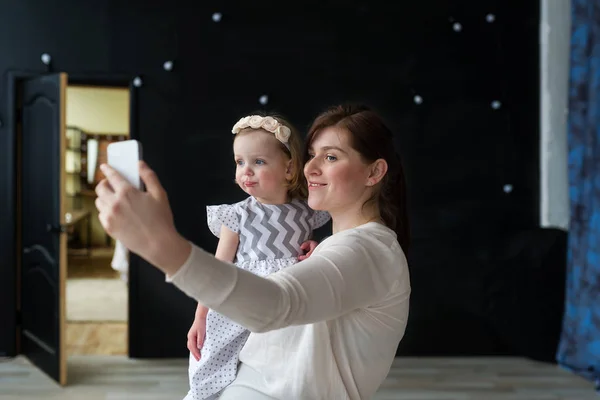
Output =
[
  {"x1": 236, "y1": 160, "x2": 244, "y2": 166},
  {"x1": 255, "y1": 159, "x2": 266, "y2": 165}
]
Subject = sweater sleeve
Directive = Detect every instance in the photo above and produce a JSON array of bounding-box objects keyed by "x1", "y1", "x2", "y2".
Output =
[{"x1": 166, "y1": 229, "x2": 406, "y2": 333}]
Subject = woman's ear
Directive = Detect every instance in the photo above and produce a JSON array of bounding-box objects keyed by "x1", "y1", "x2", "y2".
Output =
[
  {"x1": 285, "y1": 159, "x2": 294, "y2": 181},
  {"x1": 366, "y1": 159, "x2": 388, "y2": 186}
]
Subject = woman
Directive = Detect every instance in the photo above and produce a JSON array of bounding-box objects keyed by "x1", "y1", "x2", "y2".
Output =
[{"x1": 95, "y1": 104, "x2": 411, "y2": 399}]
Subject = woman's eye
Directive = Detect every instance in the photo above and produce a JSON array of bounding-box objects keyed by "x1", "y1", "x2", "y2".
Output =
[
  {"x1": 326, "y1": 155, "x2": 337, "y2": 162},
  {"x1": 307, "y1": 154, "x2": 315, "y2": 160}
]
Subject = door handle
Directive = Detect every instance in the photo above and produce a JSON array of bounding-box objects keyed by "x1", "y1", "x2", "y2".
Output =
[
  {"x1": 23, "y1": 244, "x2": 57, "y2": 265},
  {"x1": 46, "y1": 224, "x2": 67, "y2": 234}
]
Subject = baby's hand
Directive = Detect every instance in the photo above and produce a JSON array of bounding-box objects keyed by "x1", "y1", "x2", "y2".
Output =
[
  {"x1": 187, "y1": 316, "x2": 207, "y2": 361},
  {"x1": 298, "y1": 240, "x2": 318, "y2": 261}
]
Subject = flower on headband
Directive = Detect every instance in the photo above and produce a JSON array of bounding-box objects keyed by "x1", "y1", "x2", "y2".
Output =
[
  {"x1": 231, "y1": 116, "x2": 250, "y2": 134},
  {"x1": 261, "y1": 116, "x2": 279, "y2": 132},
  {"x1": 275, "y1": 125, "x2": 291, "y2": 143},
  {"x1": 248, "y1": 115, "x2": 263, "y2": 129}
]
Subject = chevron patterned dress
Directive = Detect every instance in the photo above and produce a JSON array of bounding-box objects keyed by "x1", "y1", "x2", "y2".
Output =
[{"x1": 186, "y1": 196, "x2": 330, "y2": 400}]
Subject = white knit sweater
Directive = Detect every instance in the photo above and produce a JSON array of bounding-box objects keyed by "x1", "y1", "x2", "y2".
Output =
[{"x1": 167, "y1": 222, "x2": 411, "y2": 399}]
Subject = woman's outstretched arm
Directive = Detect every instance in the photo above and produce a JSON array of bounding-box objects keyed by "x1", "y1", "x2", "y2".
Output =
[{"x1": 167, "y1": 232, "x2": 407, "y2": 333}]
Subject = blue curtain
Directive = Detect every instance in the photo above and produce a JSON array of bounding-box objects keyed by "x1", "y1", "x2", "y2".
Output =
[{"x1": 556, "y1": 0, "x2": 600, "y2": 390}]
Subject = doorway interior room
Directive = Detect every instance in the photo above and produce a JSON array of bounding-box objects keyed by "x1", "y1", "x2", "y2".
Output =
[{"x1": 64, "y1": 85, "x2": 130, "y2": 358}]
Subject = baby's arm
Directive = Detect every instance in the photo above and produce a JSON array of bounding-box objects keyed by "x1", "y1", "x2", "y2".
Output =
[
  {"x1": 187, "y1": 225, "x2": 239, "y2": 359},
  {"x1": 195, "y1": 225, "x2": 239, "y2": 315}
]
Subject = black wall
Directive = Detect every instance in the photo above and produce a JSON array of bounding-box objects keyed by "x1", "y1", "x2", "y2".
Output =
[{"x1": 1, "y1": 0, "x2": 562, "y2": 360}]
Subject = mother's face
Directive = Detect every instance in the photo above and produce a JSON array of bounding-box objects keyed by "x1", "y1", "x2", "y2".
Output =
[{"x1": 304, "y1": 126, "x2": 372, "y2": 212}]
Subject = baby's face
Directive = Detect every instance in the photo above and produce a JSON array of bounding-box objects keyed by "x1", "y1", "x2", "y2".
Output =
[{"x1": 233, "y1": 130, "x2": 291, "y2": 204}]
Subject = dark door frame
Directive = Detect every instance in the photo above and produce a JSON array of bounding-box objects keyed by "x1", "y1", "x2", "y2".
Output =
[{"x1": 2, "y1": 70, "x2": 140, "y2": 357}]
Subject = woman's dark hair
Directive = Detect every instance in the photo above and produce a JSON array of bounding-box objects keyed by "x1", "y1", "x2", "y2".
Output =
[{"x1": 305, "y1": 104, "x2": 410, "y2": 254}]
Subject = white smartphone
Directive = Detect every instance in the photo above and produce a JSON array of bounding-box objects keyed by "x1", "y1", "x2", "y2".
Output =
[{"x1": 106, "y1": 140, "x2": 144, "y2": 190}]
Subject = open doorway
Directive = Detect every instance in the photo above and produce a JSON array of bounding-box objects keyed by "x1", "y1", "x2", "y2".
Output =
[
  {"x1": 63, "y1": 85, "x2": 130, "y2": 357},
  {"x1": 7, "y1": 71, "x2": 139, "y2": 385}
]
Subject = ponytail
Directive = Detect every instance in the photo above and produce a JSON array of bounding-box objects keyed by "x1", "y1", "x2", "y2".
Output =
[{"x1": 379, "y1": 153, "x2": 410, "y2": 255}]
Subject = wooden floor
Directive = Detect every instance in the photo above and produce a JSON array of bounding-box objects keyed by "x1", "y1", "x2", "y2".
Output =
[
  {"x1": 0, "y1": 356, "x2": 596, "y2": 399},
  {"x1": 65, "y1": 249, "x2": 128, "y2": 357},
  {"x1": 66, "y1": 323, "x2": 127, "y2": 355},
  {"x1": 68, "y1": 249, "x2": 120, "y2": 279}
]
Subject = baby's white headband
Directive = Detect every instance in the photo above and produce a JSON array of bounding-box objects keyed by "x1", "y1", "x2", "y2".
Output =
[{"x1": 232, "y1": 115, "x2": 291, "y2": 150}]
